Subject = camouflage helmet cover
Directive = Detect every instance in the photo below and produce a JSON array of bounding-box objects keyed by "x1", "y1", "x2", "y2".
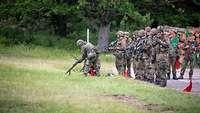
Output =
[
  {"x1": 150, "y1": 28, "x2": 157, "y2": 35},
  {"x1": 138, "y1": 30, "x2": 145, "y2": 37},
  {"x1": 117, "y1": 31, "x2": 124, "y2": 38},
  {"x1": 145, "y1": 26, "x2": 151, "y2": 32},
  {"x1": 157, "y1": 25, "x2": 164, "y2": 31},
  {"x1": 76, "y1": 39, "x2": 86, "y2": 46}
]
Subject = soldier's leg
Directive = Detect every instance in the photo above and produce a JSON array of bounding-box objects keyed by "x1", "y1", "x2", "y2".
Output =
[
  {"x1": 189, "y1": 56, "x2": 195, "y2": 80},
  {"x1": 116, "y1": 58, "x2": 123, "y2": 75},
  {"x1": 167, "y1": 57, "x2": 171, "y2": 80},
  {"x1": 148, "y1": 63, "x2": 155, "y2": 83},
  {"x1": 136, "y1": 60, "x2": 143, "y2": 80},
  {"x1": 126, "y1": 59, "x2": 131, "y2": 77},
  {"x1": 132, "y1": 59, "x2": 136, "y2": 74},
  {"x1": 178, "y1": 59, "x2": 188, "y2": 79},
  {"x1": 83, "y1": 60, "x2": 90, "y2": 76},
  {"x1": 94, "y1": 58, "x2": 101, "y2": 76},
  {"x1": 159, "y1": 59, "x2": 167, "y2": 87},
  {"x1": 172, "y1": 57, "x2": 178, "y2": 80},
  {"x1": 140, "y1": 60, "x2": 146, "y2": 81},
  {"x1": 159, "y1": 68, "x2": 167, "y2": 87},
  {"x1": 154, "y1": 62, "x2": 159, "y2": 85},
  {"x1": 134, "y1": 59, "x2": 139, "y2": 79},
  {"x1": 145, "y1": 59, "x2": 151, "y2": 82}
]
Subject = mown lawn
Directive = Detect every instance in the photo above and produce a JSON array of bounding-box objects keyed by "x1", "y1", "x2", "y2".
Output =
[{"x1": 0, "y1": 45, "x2": 200, "y2": 113}]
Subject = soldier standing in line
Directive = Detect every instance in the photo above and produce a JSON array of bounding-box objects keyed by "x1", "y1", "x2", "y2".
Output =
[
  {"x1": 178, "y1": 35, "x2": 198, "y2": 80},
  {"x1": 109, "y1": 31, "x2": 131, "y2": 75},
  {"x1": 135, "y1": 30, "x2": 146, "y2": 80},
  {"x1": 166, "y1": 31, "x2": 178, "y2": 80},
  {"x1": 131, "y1": 31, "x2": 139, "y2": 74},
  {"x1": 154, "y1": 29, "x2": 169, "y2": 87},
  {"x1": 145, "y1": 28, "x2": 157, "y2": 83}
]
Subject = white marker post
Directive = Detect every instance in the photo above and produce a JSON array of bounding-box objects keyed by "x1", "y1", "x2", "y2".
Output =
[{"x1": 87, "y1": 28, "x2": 89, "y2": 43}]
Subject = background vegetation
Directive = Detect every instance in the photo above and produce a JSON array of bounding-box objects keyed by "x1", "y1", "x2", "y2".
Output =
[{"x1": 1, "y1": 0, "x2": 200, "y2": 51}]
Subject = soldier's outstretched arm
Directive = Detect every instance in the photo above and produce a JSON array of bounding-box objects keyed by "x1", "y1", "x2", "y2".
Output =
[{"x1": 65, "y1": 55, "x2": 85, "y2": 75}]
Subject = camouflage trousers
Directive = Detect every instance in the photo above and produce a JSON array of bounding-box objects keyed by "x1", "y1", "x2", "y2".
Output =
[
  {"x1": 145, "y1": 61, "x2": 155, "y2": 83},
  {"x1": 180, "y1": 55, "x2": 196, "y2": 78},
  {"x1": 167, "y1": 56, "x2": 176, "y2": 77},
  {"x1": 115, "y1": 57, "x2": 126, "y2": 75},
  {"x1": 135, "y1": 59, "x2": 145, "y2": 80},
  {"x1": 155, "y1": 58, "x2": 167, "y2": 87},
  {"x1": 83, "y1": 56, "x2": 100, "y2": 76}
]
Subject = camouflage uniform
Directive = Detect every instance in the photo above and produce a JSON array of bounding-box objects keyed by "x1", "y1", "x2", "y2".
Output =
[
  {"x1": 76, "y1": 40, "x2": 100, "y2": 76},
  {"x1": 144, "y1": 29, "x2": 157, "y2": 83},
  {"x1": 113, "y1": 50, "x2": 126, "y2": 75},
  {"x1": 109, "y1": 31, "x2": 131, "y2": 76},
  {"x1": 178, "y1": 38, "x2": 198, "y2": 80},
  {"x1": 167, "y1": 44, "x2": 178, "y2": 80},
  {"x1": 134, "y1": 30, "x2": 146, "y2": 80},
  {"x1": 155, "y1": 33, "x2": 169, "y2": 87}
]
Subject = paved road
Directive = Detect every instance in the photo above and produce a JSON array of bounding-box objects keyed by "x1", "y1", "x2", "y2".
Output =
[
  {"x1": 167, "y1": 68, "x2": 200, "y2": 96},
  {"x1": 111, "y1": 67, "x2": 200, "y2": 95}
]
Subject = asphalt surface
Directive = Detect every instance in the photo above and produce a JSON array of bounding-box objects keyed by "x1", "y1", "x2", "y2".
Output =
[
  {"x1": 166, "y1": 68, "x2": 200, "y2": 96},
  {"x1": 111, "y1": 67, "x2": 200, "y2": 95}
]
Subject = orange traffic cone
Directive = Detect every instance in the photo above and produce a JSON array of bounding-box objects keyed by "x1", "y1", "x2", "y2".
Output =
[
  {"x1": 123, "y1": 70, "x2": 128, "y2": 78},
  {"x1": 89, "y1": 66, "x2": 95, "y2": 76},
  {"x1": 183, "y1": 79, "x2": 192, "y2": 92}
]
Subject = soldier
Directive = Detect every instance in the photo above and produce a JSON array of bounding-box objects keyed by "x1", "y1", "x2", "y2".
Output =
[
  {"x1": 154, "y1": 29, "x2": 169, "y2": 87},
  {"x1": 76, "y1": 39, "x2": 100, "y2": 76},
  {"x1": 130, "y1": 31, "x2": 139, "y2": 74},
  {"x1": 109, "y1": 31, "x2": 131, "y2": 76},
  {"x1": 166, "y1": 31, "x2": 178, "y2": 80},
  {"x1": 145, "y1": 26, "x2": 151, "y2": 36},
  {"x1": 144, "y1": 28, "x2": 157, "y2": 83},
  {"x1": 178, "y1": 34, "x2": 198, "y2": 80},
  {"x1": 135, "y1": 30, "x2": 146, "y2": 80}
]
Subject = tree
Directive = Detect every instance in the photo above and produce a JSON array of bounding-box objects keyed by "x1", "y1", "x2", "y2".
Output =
[{"x1": 78, "y1": 0, "x2": 151, "y2": 52}]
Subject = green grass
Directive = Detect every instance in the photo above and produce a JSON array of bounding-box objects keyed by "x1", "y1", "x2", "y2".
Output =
[{"x1": 0, "y1": 45, "x2": 200, "y2": 113}]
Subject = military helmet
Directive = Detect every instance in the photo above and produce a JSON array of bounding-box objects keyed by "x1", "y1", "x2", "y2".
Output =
[
  {"x1": 117, "y1": 31, "x2": 124, "y2": 38},
  {"x1": 138, "y1": 30, "x2": 145, "y2": 37},
  {"x1": 76, "y1": 39, "x2": 86, "y2": 46},
  {"x1": 150, "y1": 28, "x2": 157, "y2": 35},
  {"x1": 157, "y1": 25, "x2": 164, "y2": 32},
  {"x1": 124, "y1": 32, "x2": 129, "y2": 37},
  {"x1": 145, "y1": 26, "x2": 151, "y2": 32}
]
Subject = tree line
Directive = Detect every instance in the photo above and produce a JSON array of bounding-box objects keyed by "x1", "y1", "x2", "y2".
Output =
[{"x1": 0, "y1": 0, "x2": 200, "y2": 51}]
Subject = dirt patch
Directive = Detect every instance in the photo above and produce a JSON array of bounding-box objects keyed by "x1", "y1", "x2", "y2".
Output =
[{"x1": 103, "y1": 94, "x2": 175, "y2": 113}]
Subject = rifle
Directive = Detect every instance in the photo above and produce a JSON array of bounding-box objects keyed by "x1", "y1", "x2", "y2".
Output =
[{"x1": 65, "y1": 60, "x2": 79, "y2": 75}]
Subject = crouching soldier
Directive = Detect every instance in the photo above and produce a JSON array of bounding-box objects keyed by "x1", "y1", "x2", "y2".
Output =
[{"x1": 66, "y1": 39, "x2": 100, "y2": 76}]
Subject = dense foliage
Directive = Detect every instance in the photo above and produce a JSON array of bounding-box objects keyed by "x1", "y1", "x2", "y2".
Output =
[{"x1": 0, "y1": 0, "x2": 199, "y2": 51}]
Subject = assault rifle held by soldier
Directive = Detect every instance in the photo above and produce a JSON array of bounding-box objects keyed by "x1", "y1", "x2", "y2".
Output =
[{"x1": 65, "y1": 60, "x2": 79, "y2": 75}]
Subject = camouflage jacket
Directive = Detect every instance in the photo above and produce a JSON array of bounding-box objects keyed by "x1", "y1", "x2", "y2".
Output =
[{"x1": 78, "y1": 43, "x2": 98, "y2": 63}]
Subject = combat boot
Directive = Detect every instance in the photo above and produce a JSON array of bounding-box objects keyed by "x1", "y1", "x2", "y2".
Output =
[
  {"x1": 172, "y1": 73, "x2": 178, "y2": 80},
  {"x1": 167, "y1": 73, "x2": 170, "y2": 80},
  {"x1": 159, "y1": 80, "x2": 167, "y2": 87},
  {"x1": 154, "y1": 79, "x2": 160, "y2": 85}
]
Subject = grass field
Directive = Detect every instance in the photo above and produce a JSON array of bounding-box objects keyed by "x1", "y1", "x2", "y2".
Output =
[{"x1": 0, "y1": 45, "x2": 200, "y2": 113}]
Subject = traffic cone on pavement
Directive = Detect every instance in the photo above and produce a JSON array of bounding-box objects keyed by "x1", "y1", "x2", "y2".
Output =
[{"x1": 183, "y1": 78, "x2": 192, "y2": 92}]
